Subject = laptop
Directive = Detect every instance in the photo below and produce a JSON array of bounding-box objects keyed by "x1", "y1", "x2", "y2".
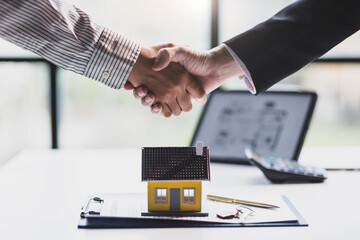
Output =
[{"x1": 190, "y1": 89, "x2": 317, "y2": 164}]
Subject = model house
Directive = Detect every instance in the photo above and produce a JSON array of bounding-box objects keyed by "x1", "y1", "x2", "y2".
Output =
[{"x1": 142, "y1": 141, "x2": 210, "y2": 213}]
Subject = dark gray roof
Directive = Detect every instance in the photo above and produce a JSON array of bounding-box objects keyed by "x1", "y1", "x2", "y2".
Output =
[{"x1": 142, "y1": 147, "x2": 210, "y2": 181}]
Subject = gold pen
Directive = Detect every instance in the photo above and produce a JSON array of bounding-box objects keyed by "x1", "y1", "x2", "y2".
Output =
[{"x1": 207, "y1": 195, "x2": 280, "y2": 208}]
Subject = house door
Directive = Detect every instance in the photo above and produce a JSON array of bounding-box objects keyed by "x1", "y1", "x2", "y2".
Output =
[{"x1": 170, "y1": 188, "x2": 180, "y2": 210}]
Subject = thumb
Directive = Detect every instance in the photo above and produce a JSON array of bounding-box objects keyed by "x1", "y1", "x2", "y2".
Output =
[
  {"x1": 150, "y1": 43, "x2": 177, "y2": 52},
  {"x1": 152, "y1": 47, "x2": 188, "y2": 71}
]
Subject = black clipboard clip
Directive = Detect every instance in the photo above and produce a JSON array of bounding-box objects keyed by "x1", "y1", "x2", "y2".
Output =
[{"x1": 80, "y1": 197, "x2": 104, "y2": 218}]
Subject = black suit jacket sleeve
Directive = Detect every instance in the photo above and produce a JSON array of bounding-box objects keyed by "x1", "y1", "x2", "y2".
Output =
[{"x1": 224, "y1": 0, "x2": 360, "y2": 94}]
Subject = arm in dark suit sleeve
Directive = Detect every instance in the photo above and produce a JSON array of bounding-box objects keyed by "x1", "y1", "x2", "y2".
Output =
[{"x1": 224, "y1": 0, "x2": 360, "y2": 94}]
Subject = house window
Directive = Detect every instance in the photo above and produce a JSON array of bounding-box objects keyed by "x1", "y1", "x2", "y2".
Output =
[
  {"x1": 183, "y1": 188, "x2": 196, "y2": 204},
  {"x1": 155, "y1": 188, "x2": 168, "y2": 204}
]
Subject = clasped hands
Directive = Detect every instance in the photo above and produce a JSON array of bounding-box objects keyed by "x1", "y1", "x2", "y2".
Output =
[{"x1": 126, "y1": 43, "x2": 244, "y2": 117}]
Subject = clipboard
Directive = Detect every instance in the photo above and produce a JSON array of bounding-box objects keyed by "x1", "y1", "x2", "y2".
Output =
[{"x1": 78, "y1": 195, "x2": 308, "y2": 228}]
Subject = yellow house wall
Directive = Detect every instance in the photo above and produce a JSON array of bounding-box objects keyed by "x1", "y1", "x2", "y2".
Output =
[{"x1": 148, "y1": 181, "x2": 202, "y2": 212}]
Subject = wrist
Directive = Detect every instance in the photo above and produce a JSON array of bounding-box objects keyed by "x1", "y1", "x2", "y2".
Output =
[
  {"x1": 128, "y1": 47, "x2": 150, "y2": 87},
  {"x1": 209, "y1": 44, "x2": 244, "y2": 81}
]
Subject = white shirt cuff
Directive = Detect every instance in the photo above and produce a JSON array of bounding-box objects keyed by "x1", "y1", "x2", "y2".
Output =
[
  {"x1": 224, "y1": 44, "x2": 257, "y2": 94},
  {"x1": 84, "y1": 28, "x2": 141, "y2": 89}
]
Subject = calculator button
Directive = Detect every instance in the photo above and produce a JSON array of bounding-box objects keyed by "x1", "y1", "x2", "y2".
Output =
[{"x1": 267, "y1": 157, "x2": 276, "y2": 163}]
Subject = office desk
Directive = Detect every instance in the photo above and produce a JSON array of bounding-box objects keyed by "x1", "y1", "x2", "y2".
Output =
[{"x1": 0, "y1": 148, "x2": 359, "y2": 240}]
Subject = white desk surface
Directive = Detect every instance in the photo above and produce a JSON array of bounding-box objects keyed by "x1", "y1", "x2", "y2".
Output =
[{"x1": 0, "y1": 147, "x2": 359, "y2": 240}]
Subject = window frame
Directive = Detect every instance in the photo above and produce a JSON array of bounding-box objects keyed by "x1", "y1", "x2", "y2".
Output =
[
  {"x1": 183, "y1": 188, "x2": 196, "y2": 204},
  {"x1": 155, "y1": 188, "x2": 168, "y2": 204}
]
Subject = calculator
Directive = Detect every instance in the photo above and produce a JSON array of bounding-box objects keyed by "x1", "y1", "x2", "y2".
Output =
[{"x1": 244, "y1": 148, "x2": 327, "y2": 183}]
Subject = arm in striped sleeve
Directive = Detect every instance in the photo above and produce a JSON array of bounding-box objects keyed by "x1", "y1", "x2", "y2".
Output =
[{"x1": 0, "y1": 0, "x2": 141, "y2": 89}]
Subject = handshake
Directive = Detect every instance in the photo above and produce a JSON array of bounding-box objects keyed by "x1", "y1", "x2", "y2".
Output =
[{"x1": 125, "y1": 43, "x2": 244, "y2": 118}]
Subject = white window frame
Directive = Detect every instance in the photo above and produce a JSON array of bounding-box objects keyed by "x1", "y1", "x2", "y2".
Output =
[
  {"x1": 183, "y1": 188, "x2": 196, "y2": 204},
  {"x1": 155, "y1": 188, "x2": 168, "y2": 204}
]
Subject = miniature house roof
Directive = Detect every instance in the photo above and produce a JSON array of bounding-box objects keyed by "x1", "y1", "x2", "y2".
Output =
[{"x1": 141, "y1": 143, "x2": 210, "y2": 182}]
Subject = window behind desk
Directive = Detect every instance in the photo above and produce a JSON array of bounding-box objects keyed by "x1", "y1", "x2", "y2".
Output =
[{"x1": 0, "y1": 60, "x2": 50, "y2": 167}]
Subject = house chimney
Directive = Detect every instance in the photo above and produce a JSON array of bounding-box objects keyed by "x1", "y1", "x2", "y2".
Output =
[{"x1": 196, "y1": 141, "x2": 203, "y2": 156}]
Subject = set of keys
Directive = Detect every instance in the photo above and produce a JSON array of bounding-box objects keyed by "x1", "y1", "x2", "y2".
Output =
[
  {"x1": 216, "y1": 206, "x2": 255, "y2": 223},
  {"x1": 207, "y1": 194, "x2": 280, "y2": 223}
]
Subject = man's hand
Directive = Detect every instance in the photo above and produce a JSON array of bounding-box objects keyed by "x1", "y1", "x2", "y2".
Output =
[
  {"x1": 153, "y1": 44, "x2": 243, "y2": 92},
  {"x1": 130, "y1": 44, "x2": 244, "y2": 115},
  {"x1": 127, "y1": 44, "x2": 207, "y2": 117}
]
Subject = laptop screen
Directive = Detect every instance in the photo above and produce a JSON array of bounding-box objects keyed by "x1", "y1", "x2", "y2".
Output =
[{"x1": 191, "y1": 90, "x2": 317, "y2": 164}]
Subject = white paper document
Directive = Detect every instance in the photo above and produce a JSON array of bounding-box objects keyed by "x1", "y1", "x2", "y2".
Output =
[{"x1": 90, "y1": 193, "x2": 298, "y2": 224}]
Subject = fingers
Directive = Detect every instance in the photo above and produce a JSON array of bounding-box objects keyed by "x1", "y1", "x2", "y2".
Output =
[
  {"x1": 123, "y1": 81, "x2": 134, "y2": 90},
  {"x1": 130, "y1": 85, "x2": 165, "y2": 115},
  {"x1": 130, "y1": 72, "x2": 201, "y2": 117},
  {"x1": 152, "y1": 46, "x2": 188, "y2": 71},
  {"x1": 167, "y1": 98, "x2": 182, "y2": 117},
  {"x1": 132, "y1": 86, "x2": 156, "y2": 107},
  {"x1": 141, "y1": 94, "x2": 155, "y2": 107},
  {"x1": 133, "y1": 86, "x2": 148, "y2": 99},
  {"x1": 132, "y1": 86, "x2": 194, "y2": 117},
  {"x1": 186, "y1": 80, "x2": 207, "y2": 105},
  {"x1": 131, "y1": 85, "x2": 162, "y2": 115},
  {"x1": 162, "y1": 103, "x2": 172, "y2": 118},
  {"x1": 130, "y1": 45, "x2": 206, "y2": 117},
  {"x1": 151, "y1": 103, "x2": 162, "y2": 115},
  {"x1": 176, "y1": 92, "x2": 193, "y2": 113}
]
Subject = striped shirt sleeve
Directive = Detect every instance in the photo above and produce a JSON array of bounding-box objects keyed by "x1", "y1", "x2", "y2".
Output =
[{"x1": 0, "y1": 0, "x2": 141, "y2": 89}]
